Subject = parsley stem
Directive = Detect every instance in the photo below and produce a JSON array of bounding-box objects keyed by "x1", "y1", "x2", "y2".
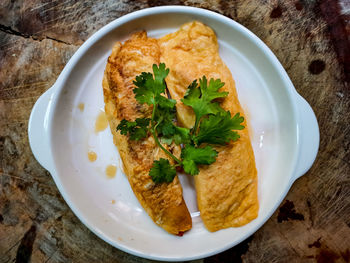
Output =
[
  {"x1": 151, "y1": 129, "x2": 182, "y2": 164},
  {"x1": 151, "y1": 101, "x2": 157, "y2": 129},
  {"x1": 192, "y1": 116, "x2": 200, "y2": 136},
  {"x1": 150, "y1": 101, "x2": 182, "y2": 165}
]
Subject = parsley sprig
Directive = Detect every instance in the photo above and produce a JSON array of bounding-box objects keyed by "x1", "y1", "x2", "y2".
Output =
[
  {"x1": 182, "y1": 77, "x2": 228, "y2": 134},
  {"x1": 116, "y1": 63, "x2": 245, "y2": 183}
]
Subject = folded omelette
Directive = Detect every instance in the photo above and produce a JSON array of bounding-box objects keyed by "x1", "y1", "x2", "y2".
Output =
[
  {"x1": 159, "y1": 21, "x2": 259, "y2": 231},
  {"x1": 103, "y1": 21, "x2": 258, "y2": 234},
  {"x1": 102, "y1": 32, "x2": 191, "y2": 235}
]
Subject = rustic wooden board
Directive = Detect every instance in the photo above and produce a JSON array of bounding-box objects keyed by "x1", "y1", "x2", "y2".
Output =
[{"x1": 0, "y1": 0, "x2": 349, "y2": 262}]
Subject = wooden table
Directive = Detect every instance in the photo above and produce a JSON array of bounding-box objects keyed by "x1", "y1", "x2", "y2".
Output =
[{"x1": 0, "y1": 1, "x2": 349, "y2": 262}]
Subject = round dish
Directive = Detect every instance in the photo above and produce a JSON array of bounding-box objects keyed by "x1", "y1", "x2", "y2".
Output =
[{"x1": 28, "y1": 6, "x2": 319, "y2": 261}]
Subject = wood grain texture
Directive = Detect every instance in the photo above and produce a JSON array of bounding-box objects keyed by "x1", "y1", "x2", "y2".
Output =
[{"x1": 0, "y1": 0, "x2": 349, "y2": 262}]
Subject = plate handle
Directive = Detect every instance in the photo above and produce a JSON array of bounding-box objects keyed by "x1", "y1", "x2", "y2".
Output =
[
  {"x1": 28, "y1": 86, "x2": 56, "y2": 172},
  {"x1": 292, "y1": 93, "x2": 319, "y2": 182}
]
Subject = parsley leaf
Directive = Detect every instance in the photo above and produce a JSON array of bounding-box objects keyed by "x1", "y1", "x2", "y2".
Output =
[
  {"x1": 181, "y1": 77, "x2": 228, "y2": 129},
  {"x1": 149, "y1": 158, "x2": 177, "y2": 183},
  {"x1": 155, "y1": 101, "x2": 177, "y2": 136},
  {"x1": 155, "y1": 104, "x2": 191, "y2": 145},
  {"x1": 158, "y1": 95, "x2": 176, "y2": 109},
  {"x1": 193, "y1": 111, "x2": 244, "y2": 145},
  {"x1": 181, "y1": 145, "x2": 218, "y2": 175},
  {"x1": 160, "y1": 125, "x2": 191, "y2": 145},
  {"x1": 172, "y1": 126, "x2": 191, "y2": 145},
  {"x1": 154, "y1": 97, "x2": 191, "y2": 145},
  {"x1": 133, "y1": 64, "x2": 169, "y2": 105},
  {"x1": 116, "y1": 118, "x2": 150, "y2": 141}
]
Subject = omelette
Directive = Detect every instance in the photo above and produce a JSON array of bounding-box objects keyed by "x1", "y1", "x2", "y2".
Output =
[
  {"x1": 159, "y1": 21, "x2": 259, "y2": 231},
  {"x1": 102, "y1": 32, "x2": 191, "y2": 235}
]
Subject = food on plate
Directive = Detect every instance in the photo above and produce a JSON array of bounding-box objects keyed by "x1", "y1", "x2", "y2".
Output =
[
  {"x1": 103, "y1": 21, "x2": 258, "y2": 234},
  {"x1": 102, "y1": 32, "x2": 192, "y2": 235},
  {"x1": 159, "y1": 21, "x2": 258, "y2": 231}
]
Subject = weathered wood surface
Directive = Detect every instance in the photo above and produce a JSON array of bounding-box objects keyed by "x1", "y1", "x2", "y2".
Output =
[{"x1": 0, "y1": 0, "x2": 349, "y2": 262}]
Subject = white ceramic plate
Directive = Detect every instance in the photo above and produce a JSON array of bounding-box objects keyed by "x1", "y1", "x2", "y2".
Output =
[{"x1": 28, "y1": 6, "x2": 319, "y2": 261}]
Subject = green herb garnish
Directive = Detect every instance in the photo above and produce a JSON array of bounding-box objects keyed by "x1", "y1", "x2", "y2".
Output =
[
  {"x1": 181, "y1": 144, "x2": 218, "y2": 175},
  {"x1": 116, "y1": 63, "x2": 245, "y2": 183},
  {"x1": 149, "y1": 158, "x2": 177, "y2": 183},
  {"x1": 117, "y1": 118, "x2": 150, "y2": 141},
  {"x1": 193, "y1": 111, "x2": 244, "y2": 145},
  {"x1": 181, "y1": 77, "x2": 228, "y2": 134}
]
